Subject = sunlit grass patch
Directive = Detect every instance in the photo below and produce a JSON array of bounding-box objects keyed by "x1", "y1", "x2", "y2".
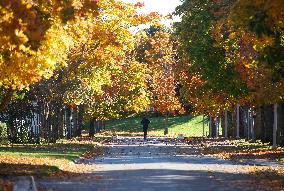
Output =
[{"x1": 105, "y1": 115, "x2": 208, "y2": 137}]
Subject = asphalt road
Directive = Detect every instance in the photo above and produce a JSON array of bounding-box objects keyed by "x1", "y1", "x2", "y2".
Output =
[{"x1": 38, "y1": 137, "x2": 264, "y2": 191}]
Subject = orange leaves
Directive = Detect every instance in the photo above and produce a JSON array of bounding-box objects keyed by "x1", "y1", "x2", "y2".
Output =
[
  {"x1": 137, "y1": 29, "x2": 181, "y2": 114},
  {"x1": 0, "y1": 155, "x2": 97, "y2": 177},
  {"x1": 0, "y1": 142, "x2": 104, "y2": 178},
  {"x1": 201, "y1": 139, "x2": 284, "y2": 160},
  {"x1": 177, "y1": 0, "x2": 284, "y2": 112},
  {"x1": 0, "y1": 0, "x2": 99, "y2": 91},
  {"x1": 134, "y1": 2, "x2": 145, "y2": 8}
]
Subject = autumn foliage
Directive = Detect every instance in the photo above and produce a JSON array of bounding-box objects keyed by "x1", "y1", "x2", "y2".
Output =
[
  {"x1": 174, "y1": 0, "x2": 284, "y2": 115},
  {"x1": 0, "y1": 0, "x2": 182, "y2": 128}
]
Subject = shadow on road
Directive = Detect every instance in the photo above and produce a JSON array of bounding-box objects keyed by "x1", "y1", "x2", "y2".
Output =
[{"x1": 38, "y1": 169, "x2": 258, "y2": 191}]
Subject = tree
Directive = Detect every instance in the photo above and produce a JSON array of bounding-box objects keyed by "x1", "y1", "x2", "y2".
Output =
[
  {"x1": 136, "y1": 27, "x2": 181, "y2": 115},
  {"x1": 174, "y1": 0, "x2": 247, "y2": 116},
  {"x1": 55, "y1": 0, "x2": 160, "y2": 136},
  {"x1": 0, "y1": 0, "x2": 99, "y2": 110}
]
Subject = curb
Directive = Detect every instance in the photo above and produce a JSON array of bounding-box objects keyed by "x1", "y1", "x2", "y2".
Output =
[{"x1": 13, "y1": 176, "x2": 38, "y2": 191}]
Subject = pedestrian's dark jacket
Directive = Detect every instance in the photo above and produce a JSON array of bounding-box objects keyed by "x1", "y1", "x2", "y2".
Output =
[{"x1": 141, "y1": 117, "x2": 150, "y2": 131}]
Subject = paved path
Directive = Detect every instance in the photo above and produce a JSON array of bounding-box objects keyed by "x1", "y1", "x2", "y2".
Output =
[{"x1": 38, "y1": 137, "x2": 265, "y2": 191}]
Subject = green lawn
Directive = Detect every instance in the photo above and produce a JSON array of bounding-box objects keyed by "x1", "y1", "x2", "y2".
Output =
[
  {"x1": 105, "y1": 115, "x2": 210, "y2": 137},
  {"x1": 0, "y1": 143, "x2": 93, "y2": 161}
]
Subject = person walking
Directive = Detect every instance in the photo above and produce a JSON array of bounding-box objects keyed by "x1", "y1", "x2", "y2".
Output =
[{"x1": 141, "y1": 116, "x2": 150, "y2": 141}]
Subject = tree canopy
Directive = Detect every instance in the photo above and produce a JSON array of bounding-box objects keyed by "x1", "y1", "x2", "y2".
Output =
[{"x1": 174, "y1": 0, "x2": 284, "y2": 115}]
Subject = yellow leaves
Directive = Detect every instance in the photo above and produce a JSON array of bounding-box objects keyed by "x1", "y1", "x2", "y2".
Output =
[
  {"x1": 0, "y1": 0, "x2": 101, "y2": 91},
  {"x1": 14, "y1": 29, "x2": 28, "y2": 43},
  {"x1": 228, "y1": 32, "x2": 236, "y2": 40},
  {"x1": 253, "y1": 35, "x2": 275, "y2": 51},
  {"x1": 1, "y1": 8, "x2": 14, "y2": 22},
  {"x1": 261, "y1": 35, "x2": 274, "y2": 46},
  {"x1": 61, "y1": 0, "x2": 164, "y2": 117}
]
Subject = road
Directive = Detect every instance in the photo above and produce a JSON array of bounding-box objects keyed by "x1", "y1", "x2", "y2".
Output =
[{"x1": 38, "y1": 137, "x2": 266, "y2": 191}]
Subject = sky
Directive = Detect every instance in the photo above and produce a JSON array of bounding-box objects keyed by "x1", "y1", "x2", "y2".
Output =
[
  {"x1": 121, "y1": 0, "x2": 182, "y2": 32},
  {"x1": 122, "y1": 0, "x2": 182, "y2": 15}
]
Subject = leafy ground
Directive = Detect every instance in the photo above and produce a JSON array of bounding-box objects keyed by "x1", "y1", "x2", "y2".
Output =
[
  {"x1": 37, "y1": 136, "x2": 284, "y2": 191},
  {"x1": 0, "y1": 142, "x2": 92, "y2": 161},
  {"x1": 196, "y1": 138, "x2": 284, "y2": 190},
  {"x1": 0, "y1": 137, "x2": 108, "y2": 191},
  {"x1": 105, "y1": 115, "x2": 214, "y2": 137},
  {"x1": 198, "y1": 138, "x2": 284, "y2": 161},
  {"x1": 1, "y1": 118, "x2": 284, "y2": 190},
  {"x1": 0, "y1": 138, "x2": 106, "y2": 178}
]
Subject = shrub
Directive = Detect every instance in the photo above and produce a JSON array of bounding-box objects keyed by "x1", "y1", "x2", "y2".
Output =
[
  {"x1": 16, "y1": 126, "x2": 30, "y2": 144},
  {"x1": 0, "y1": 122, "x2": 9, "y2": 144}
]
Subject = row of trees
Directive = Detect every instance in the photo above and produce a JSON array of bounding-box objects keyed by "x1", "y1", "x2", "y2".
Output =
[
  {"x1": 174, "y1": 0, "x2": 284, "y2": 146},
  {"x1": 1, "y1": 0, "x2": 283, "y2": 147},
  {"x1": 0, "y1": 0, "x2": 181, "y2": 142}
]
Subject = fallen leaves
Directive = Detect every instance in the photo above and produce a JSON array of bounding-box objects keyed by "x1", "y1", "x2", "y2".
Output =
[
  {"x1": 0, "y1": 155, "x2": 96, "y2": 177},
  {"x1": 199, "y1": 139, "x2": 284, "y2": 161},
  {"x1": 0, "y1": 178, "x2": 13, "y2": 191},
  {"x1": 198, "y1": 138, "x2": 284, "y2": 190},
  {"x1": 80, "y1": 144, "x2": 105, "y2": 160},
  {"x1": 0, "y1": 140, "x2": 106, "y2": 179},
  {"x1": 246, "y1": 166, "x2": 284, "y2": 190}
]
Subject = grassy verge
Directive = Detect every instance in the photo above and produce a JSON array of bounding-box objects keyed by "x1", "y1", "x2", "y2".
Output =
[
  {"x1": 0, "y1": 142, "x2": 94, "y2": 161},
  {"x1": 0, "y1": 142, "x2": 93, "y2": 161},
  {"x1": 0, "y1": 139, "x2": 102, "y2": 178},
  {"x1": 105, "y1": 115, "x2": 210, "y2": 137}
]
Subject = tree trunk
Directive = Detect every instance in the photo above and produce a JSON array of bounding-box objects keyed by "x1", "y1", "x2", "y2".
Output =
[
  {"x1": 203, "y1": 115, "x2": 205, "y2": 137},
  {"x1": 239, "y1": 106, "x2": 246, "y2": 138},
  {"x1": 41, "y1": 101, "x2": 50, "y2": 140},
  {"x1": 277, "y1": 102, "x2": 284, "y2": 146},
  {"x1": 77, "y1": 104, "x2": 84, "y2": 137},
  {"x1": 58, "y1": 107, "x2": 64, "y2": 139},
  {"x1": 52, "y1": 103, "x2": 62, "y2": 142},
  {"x1": 273, "y1": 104, "x2": 278, "y2": 148},
  {"x1": 72, "y1": 107, "x2": 78, "y2": 137},
  {"x1": 89, "y1": 118, "x2": 96, "y2": 137},
  {"x1": 262, "y1": 105, "x2": 273, "y2": 143},
  {"x1": 0, "y1": 88, "x2": 14, "y2": 112},
  {"x1": 223, "y1": 110, "x2": 228, "y2": 138},
  {"x1": 66, "y1": 106, "x2": 72, "y2": 139},
  {"x1": 236, "y1": 104, "x2": 240, "y2": 138},
  {"x1": 227, "y1": 111, "x2": 233, "y2": 137},
  {"x1": 254, "y1": 106, "x2": 263, "y2": 140},
  {"x1": 221, "y1": 113, "x2": 225, "y2": 137},
  {"x1": 209, "y1": 117, "x2": 216, "y2": 137},
  {"x1": 102, "y1": 120, "x2": 105, "y2": 130}
]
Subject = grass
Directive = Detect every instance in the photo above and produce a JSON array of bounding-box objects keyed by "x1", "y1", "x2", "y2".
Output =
[
  {"x1": 0, "y1": 142, "x2": 94, "y2": 161},
  {"x1": 0, "y1": 140, "x2": 99, "y2": 177},
  {"x1": 105, "y1": 115, "x2": 210, "y2": 137}
]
